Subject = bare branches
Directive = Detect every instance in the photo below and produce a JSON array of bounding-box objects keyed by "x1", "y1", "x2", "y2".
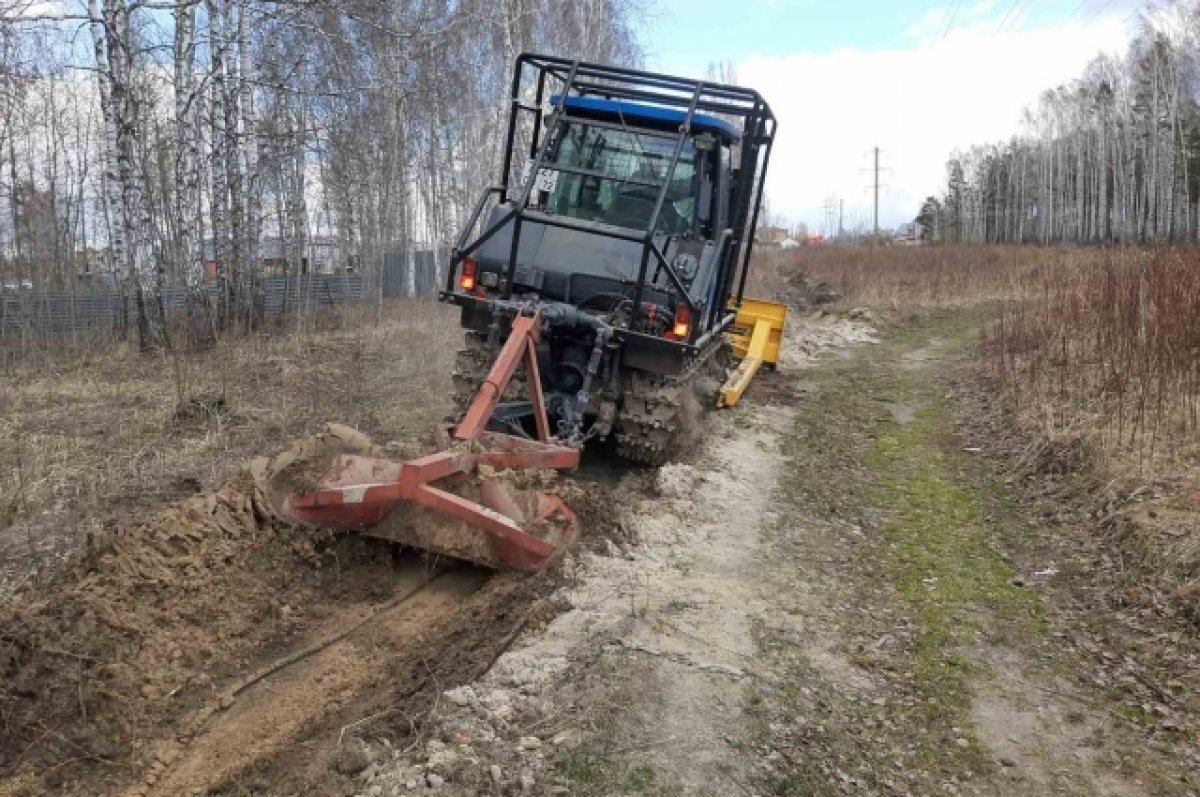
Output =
[
  {"x1": 0, "y1": 0, "x2": 644, "y2": 341},
  {"x1": 931, "y1": 12, "x2": 1200, "y2": 246}
]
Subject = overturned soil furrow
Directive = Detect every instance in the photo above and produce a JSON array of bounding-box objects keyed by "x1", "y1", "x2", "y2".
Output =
[
  {"x1": 141, "y1": 563, "x2": 484, "y2": 797},
  {"x1": 0, "y1": 449, "x2": 579, "y2": 797},
  {"x1": 197, "y1": 566, "x2": 565, "y2": 796}
]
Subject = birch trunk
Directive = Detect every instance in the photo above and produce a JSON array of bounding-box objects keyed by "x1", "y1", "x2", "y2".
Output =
[
  {"x1": 174, "y1": 1, "x2": 201, "y2": 286},
  {"x1": 87, "y1": 0, "x2": 123, "y2": 303},
  {"x1": 237, "y1": 0, "x2": 260, "y2": 325},
  {"x1": 207, "y1": 0, "x2": 230, "y2": 327}
]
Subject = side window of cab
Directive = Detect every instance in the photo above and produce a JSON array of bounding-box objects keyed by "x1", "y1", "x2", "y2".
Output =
[
  {"x1": 694, "y1": 133, "x2": 715, "y2": 238},
  {"x1": 715, "y1": 143, "x2": 731, "y2": 234}
]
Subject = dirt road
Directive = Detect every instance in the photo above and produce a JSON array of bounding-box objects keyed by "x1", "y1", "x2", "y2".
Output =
[{"x1": 358, "y1": 311, "x2": 1197, "y2": 796}]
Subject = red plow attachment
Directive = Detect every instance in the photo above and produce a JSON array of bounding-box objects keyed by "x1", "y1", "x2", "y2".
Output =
[{"x1": 267, "y1": 313, "x2": 581, "y2": 571}]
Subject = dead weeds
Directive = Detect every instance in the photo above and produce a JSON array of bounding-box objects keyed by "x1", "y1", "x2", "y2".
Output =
[
  {"x1": 0, "y1": 299, "x2": 458, "y2": 594},
  {"x1": 958, "y1": 360, "x2": 1200, "y2": 775}
]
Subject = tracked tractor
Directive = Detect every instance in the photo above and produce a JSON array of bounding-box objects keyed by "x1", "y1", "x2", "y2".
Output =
[
  {"x1": 446, "y1": 55, "x2": 777, "y2": 465},
  {"x1": 266, "y1": 55, "x2": 778, "y2": 572}
]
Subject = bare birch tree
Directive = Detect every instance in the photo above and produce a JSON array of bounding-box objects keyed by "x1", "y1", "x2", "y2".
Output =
[{"x1": 933, "y1": 9, "x2": 1200, "y2": 245}]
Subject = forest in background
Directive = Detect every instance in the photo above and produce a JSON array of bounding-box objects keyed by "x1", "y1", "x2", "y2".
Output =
[
  {"x1": 921, "y1": 1, "x2": 1200, "y2": 245},
  {"x1": 0, "y1": 0, "x2": 644, "y2": 340}
]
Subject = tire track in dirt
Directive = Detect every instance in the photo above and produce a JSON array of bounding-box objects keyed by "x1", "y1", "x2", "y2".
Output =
[
  {"x1": 125, "y1": 563, "x2": 486, "y2": 797},
  {"x1": 346, "y1": 313, "x2": 881, "y2": 795}
]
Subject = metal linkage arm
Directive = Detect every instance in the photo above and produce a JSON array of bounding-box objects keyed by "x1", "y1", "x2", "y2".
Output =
[{"x1": 454, "y1": 313, "x2": 550, "y2": 443}]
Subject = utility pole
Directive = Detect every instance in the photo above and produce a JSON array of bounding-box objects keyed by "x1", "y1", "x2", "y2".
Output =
[
  {"x1": 862, "y1": 147, "x2": 891, "y2": 241},
  {"x1": 873, "y1": 147, "x2": 880, "y2": 236},
  {"x1": 839, "y1": 198, "x2": 844, "y2": 240},
  {"x1": 821, "y1": 195, "x2": 839, "y2": 239}
]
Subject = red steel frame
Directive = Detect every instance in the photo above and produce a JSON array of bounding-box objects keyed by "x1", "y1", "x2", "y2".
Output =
[
  {"x1": 455, "y1": 314, "x2": 552, "y2": 443},
  {"x1": 286, "y1": 312, "x2": 581, "y2": 571}
]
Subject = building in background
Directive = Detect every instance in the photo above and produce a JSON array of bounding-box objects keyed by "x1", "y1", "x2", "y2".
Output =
[
  {"x1": 201, "y1": 236, "x2": 341, "y2": 281},
  {"x1": 755, "y1": 225, "x2": 790, "y2": 246},
  {"x1": 894, "y1": 222, "x2": 924, "y2": 246}
]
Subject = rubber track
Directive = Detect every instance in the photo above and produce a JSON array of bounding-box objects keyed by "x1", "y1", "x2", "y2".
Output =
[{"x1": 612, "y1": 337, "x2": 730, "y2": 466}]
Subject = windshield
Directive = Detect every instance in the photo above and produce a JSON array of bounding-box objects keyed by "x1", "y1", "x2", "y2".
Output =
[{"x1": 542, "y1": 121, "x2": 697, "y2": 236}]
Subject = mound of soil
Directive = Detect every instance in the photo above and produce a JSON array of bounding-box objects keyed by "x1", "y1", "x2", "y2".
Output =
[
  {"x1": 0, "y1": 431, "x2": 394, "y2": 796},
  {"x1": 780, "y1": 270, "x2": 840, "y2": 309},
  {"x1": 0, "y1": 421, "x2": 626, "y2": 796},
  {"x1": 256, "y1": 422, "x2": 384, "y2": 500}
]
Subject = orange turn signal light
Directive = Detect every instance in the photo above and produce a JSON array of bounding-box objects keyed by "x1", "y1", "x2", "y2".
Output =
[
  {"x1": 460, "y1": 258, "x2": 478, "y2": 292},
  {"x1": 672, "y1": 305, "x2": 691, "y2": 339}
]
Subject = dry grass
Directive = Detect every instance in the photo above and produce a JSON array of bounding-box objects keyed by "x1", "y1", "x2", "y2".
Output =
[
  {"x1": 977, "y1": 248, "x2": 1200, "y2": 614},
  {"x1": 982, "y1": 248, "x2": 1200, "y2": 478},
  {"x1": 743, "y1": 248, "x2": 797, "y2": 301},
  {"x1": 0, "y1": 298, "x2": 460, "y2": 593},
  {"x1": 751, "y1": 244, "x2": 1124, "y2": 308},
  {"x1": 752, "y1": 242, "x2": 1200, "y2": 616},
  {"x1": 752, "y1": 243, "x2": 1197, "y2": 474}
]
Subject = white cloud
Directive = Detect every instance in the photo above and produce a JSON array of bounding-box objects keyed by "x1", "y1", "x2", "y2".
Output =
[{"x1": 737, "y1": 8, "x2": 1132, "y2": 232}]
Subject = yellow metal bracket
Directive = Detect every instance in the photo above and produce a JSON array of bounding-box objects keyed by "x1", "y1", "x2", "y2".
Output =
[{"x1": 719, "y1": 298, "x2": 787, "y2": 408}]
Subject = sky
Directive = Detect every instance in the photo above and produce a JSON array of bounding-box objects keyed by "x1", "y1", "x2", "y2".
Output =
[{"x1": 641, "y1": 0, "x2": 1145, "y2": 233}]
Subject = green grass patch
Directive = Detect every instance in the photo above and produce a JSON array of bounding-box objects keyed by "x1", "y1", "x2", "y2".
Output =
[
  {"x1": 865, "y1": 316, "x2": 1044, "y2": 751},
  {"x1": 869, "y1": 393, "x2": 1044, "y2": 723},
  {"x1": 554, "y1": 748, "x2": 671, "y2": 795},
  {"x1": 766, "y1": 309, "x2": 1048, "y2": 780}
]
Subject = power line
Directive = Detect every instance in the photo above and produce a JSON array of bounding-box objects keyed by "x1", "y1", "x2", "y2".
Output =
[
  {"x1": 994, "y1": 0, "x2": 1024, "y2": 35},
  {"x1": 1059, "y1": 0, "x2": 1092, "y2": 29},
  {"x1": 937, "y1": 0, "x2": 965, "y2": 43},
  {"x1": 1122, "y1": 1, "x2": 1154, "y2": 25},
  {"x1": 1083, "y1": 0, "x2": 1115, "y2": 25}
]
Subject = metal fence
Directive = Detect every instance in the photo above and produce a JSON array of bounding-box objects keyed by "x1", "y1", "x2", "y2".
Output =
[
  {"x1": 382, "y1": 250, "x2": 440, "y2": 298},
  {"x1": 1, "y1": 273, "x2": 366, "y2": 347},
  {"x1": 260, "y1": 273, "x2": 365, "y2": 314}
]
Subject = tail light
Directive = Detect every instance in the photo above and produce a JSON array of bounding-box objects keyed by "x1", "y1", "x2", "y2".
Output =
[
  {"x1": 672, "y1": 305, "x2": 691, "y2": 339},
  {"x1": 460, "y1": 258, "x2": 478, "y2": 291}
]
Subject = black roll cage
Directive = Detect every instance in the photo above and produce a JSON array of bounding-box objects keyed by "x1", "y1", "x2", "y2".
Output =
[{"x1": 443, "y1": 53, "x2": 777, "y2": 349}]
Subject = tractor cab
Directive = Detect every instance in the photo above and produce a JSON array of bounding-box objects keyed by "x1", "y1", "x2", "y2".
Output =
[{"x1": 535, "y1": 95, "x2": 741, "y2": 241}]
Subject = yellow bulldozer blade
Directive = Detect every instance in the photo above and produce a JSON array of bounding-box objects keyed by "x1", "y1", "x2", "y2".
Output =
[{"x1": 719, "y1": 298, "x2": 788, "y2": 408}]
